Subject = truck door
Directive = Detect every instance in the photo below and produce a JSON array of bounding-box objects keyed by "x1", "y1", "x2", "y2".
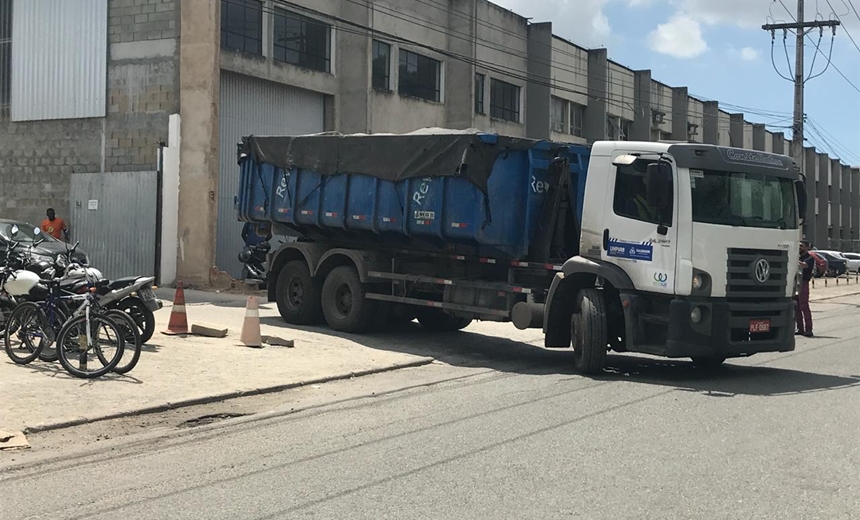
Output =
[{"x1": 601, "y1": 154, "x2": 679, "y2": 295}]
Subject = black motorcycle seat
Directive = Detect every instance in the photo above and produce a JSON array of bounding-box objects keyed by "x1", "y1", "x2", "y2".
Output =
[{"x1": 108, "y1": 276, "x2": 139, "y2": 290}]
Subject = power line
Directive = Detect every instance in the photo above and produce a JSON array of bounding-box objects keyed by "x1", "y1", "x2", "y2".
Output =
[
  {"x1": 825, "y1": 0, "x2": 860, "y2": 55},
  {"x1": 779, "y1": 0, "x2": 860, "y2": 93},
  {"x1": 848, "y1": 0, "x2": 860, "y2": 21}
]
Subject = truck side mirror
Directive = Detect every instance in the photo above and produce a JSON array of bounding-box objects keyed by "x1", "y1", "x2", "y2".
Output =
[
  {"x1": 795, "y1": 180, "x2": 807, "y2": 225},
  {"x1": 645, "y1": 162, "x2": 671, "y2": 210}
]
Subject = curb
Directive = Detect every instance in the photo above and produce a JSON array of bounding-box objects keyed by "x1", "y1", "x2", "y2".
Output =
[
  {"x1": 22, "y1": 357, "x2": 435, "y2": 434},
  {"x1": 809, "y1": 290, "x2": 860, "y2": 303}
]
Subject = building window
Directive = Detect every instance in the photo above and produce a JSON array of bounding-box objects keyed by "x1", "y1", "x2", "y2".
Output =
[
  {"x1": 490, "y1": 79, "x2": 520, "y2": 122},
  {"x1": 273, "y1": 9, "x2": 331, "y2": 73},
  {"x1": 221, "y1": 0, "x2": 263, "y2": 55},
  {"x1": 551, "y1": 97, "x2": 568, "y2": 134},
  {"x1": 620, "y1": 119, "x2": 631, "y2": 141},
  {"x1": 372, "y1": 40, "x2": 391, "y2": 90},
  {"x1": 606, "y1": 115, "x2": 617, "y2": 140},
  {"x1": 474, "y1": 73, "x2": 485, "y2": 114},
  {"x1": 399, "y1": 49, "x2": 441, "y2": 102},
  {"x1": 0, "y1": 0, "x2": 10, "y2": 115},
  {"x1": 571, "y1": 103, "x2": 585, "y2": 137}
]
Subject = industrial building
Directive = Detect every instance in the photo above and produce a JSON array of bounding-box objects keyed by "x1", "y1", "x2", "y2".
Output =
[{"x1": 0, "y1": 0, "x2": 857, "y2": 284}]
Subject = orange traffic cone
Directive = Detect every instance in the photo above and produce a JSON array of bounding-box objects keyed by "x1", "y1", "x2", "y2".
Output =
[
  {"x1": 240, "y1": 296, "x2": 262, "y2": 348},
  {"x1": 162, "y1": 282, "x2": 189, "y2": 335}
]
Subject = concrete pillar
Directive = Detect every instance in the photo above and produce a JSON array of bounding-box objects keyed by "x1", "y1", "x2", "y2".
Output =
[
  {"x1": 752, "y1": 124, "x2": 766, "y2": 151},
  {"x1": 339, "y1": 1, "x2": 370, "y2": 133},
  {"x1": 585, "y1": 48, "x2": 608, "y2": 143},
  {"x1": 814, "y1": 151, "x2": 830, "y2": 249},
  {"x1": 702, "y1": 101, "x2": 719, "y2": 145},
  {"x1": 671, "y1": 87, "x2": 688, "y2": 141},
  {"x1": 177, "y1": 0, "x2": 220, "y2": 285},
  {"x1": 525, "y1": 22, "x2": 552, "y2": 140},
  {"x1": 805, "y1": 147, "x2": 819, "y2": 247},
  {"x1": 853, "y1": 168, "x2": 860, "y2": 251},
  {"x1": 772, "y1": 132, "x2": 786, "y2": 155},
  {"x1": 842, "y1": 164, "x2": 851, "y2": 251},
  {"x1": 445, "y1": 0, "x2": 477, "y2": 131},
  {"x1": 729, "y1": 114, "x2": 744, "y2": 149},
  {"x1": 632, "y1": 70, "x2": 652, "y2": 142},
  {"x1": 829, "y1": 157, "x2": 840, "y2": 249}
]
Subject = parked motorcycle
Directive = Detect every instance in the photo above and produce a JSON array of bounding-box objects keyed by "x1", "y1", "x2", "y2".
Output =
[
  {"x1": 3, "y1": 226, "x2": 162, "y2": 344},
  {"x1": 57, "y1": 263, "x2": 162, "y2": 344},
  {"x1": 239, "y1": 241, "x2": 270, "y2": 290}
]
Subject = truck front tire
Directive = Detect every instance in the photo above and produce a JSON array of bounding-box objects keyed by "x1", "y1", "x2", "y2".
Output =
[
  {"x1": 321, "y1": 266, "x2": 376, "y2": 333},
  {"x1": 276, "y1": 261, "x2": 323, "y2": 325},
  {"x1": 571, "y1": 288, "x2": 608, "y2": 374}
]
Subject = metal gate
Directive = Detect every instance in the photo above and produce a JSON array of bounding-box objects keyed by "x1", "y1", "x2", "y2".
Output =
[
  {"x1": 218, "y1": 71, "x2": 325, "y2": 277},
  {"x1": 69, "y1": 171, "x2": 158, "y2": 280}
]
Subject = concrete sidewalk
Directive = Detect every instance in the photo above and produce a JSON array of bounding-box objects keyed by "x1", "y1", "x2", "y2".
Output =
[
  {"x1": 809, "y1": 275, "x2": 860, "y2": 302},
  {"x1": 0, "y1": 289, "x2": 433, "y2": 433}
]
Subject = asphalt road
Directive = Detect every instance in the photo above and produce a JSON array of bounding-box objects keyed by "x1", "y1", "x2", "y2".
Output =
[{"x1": 3, "y1": 295, "x2": 859, "y2": 520}]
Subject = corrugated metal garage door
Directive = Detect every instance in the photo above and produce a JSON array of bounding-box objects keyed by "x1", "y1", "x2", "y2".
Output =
[
  {"x1": 70, "y1": 171, "x2": 157, "y2": 280},
  {"x1": 218, "y1": 71, "x2": 325, "y2": 277}
]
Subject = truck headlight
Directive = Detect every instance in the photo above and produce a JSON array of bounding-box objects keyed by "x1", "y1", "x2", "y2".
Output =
[{"x1": 692, "y1": 274, "x2": 704, "y2": 291}]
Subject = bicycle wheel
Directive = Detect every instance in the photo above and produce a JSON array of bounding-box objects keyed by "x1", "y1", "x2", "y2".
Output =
[
  {"x1": 56, "y1": 314, "x2": 125, "y2": 379},
  {"x1": 103, "y1": 310, "x2": 142, "y2": 374},
  {"x1": 37, "y1": 305, "x2": 69, "y2": 363},
  {"x1": 3, "y1": 302, "x2": 46, "y2": 365}
]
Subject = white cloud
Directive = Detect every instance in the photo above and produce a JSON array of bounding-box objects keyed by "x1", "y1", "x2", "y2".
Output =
[
  {"x1": 740, "y1": 47, "x2": 760, "y2": 61},
  {"x1": 648, "y1": 14, "x2": 708, "y2": 58},
  {"x1": 489, "y1": 0, "x2": 612, "y2": 47}
]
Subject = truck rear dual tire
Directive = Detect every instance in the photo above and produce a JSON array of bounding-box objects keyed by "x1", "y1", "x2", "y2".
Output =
[
  {"x1": 276, "y1": 261, "x2": 323, "y2": 325},
  {"x1": 321, "y1": 266, "x2": 376, "y2": 333},
  {"x1": 571, "y1": 288, "x2": 608, "y2": 375}
]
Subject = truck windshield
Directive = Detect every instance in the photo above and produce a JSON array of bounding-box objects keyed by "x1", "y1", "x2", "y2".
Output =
[{"x1": 691, "y1": 169, "x2": 797, "y2": 229}]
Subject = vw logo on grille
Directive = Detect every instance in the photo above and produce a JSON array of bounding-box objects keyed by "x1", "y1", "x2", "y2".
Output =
[{"x1": 754, "y1": 258, "x2": 771, "y2": 284}]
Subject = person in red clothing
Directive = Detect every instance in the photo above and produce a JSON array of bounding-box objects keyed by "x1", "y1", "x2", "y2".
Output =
[
  {"x1": 796, "y1": 240, "x2": 815, "y2": 337},
  {"x1": 40, "y1": 208, "x2": 69, "y2": 241}
]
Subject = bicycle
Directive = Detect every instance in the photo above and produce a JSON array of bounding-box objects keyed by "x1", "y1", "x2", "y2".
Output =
[
  {"x1": 55, "y1": 286, "x2": 126, "y2": 379},
  {"x1": 3, "y1": 278, "x2": 71, "y2": 364}
]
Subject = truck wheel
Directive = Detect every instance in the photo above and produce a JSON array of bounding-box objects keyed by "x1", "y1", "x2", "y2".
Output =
[
  {"x1": 417, "y1": 309, "x2": 472, "y2": 332},
  {"x1": 571, "y1": 288, "x2": 608, "y2": 374},
  {"x1": 321, "y1": 266, "x2": 375, "y2": 333},
  {"x1": 691, "y1": 356, "x2": 726, "y2": 368},
  {"x1": 276, "y1": 261, "x2": 322, "y2": 325}
]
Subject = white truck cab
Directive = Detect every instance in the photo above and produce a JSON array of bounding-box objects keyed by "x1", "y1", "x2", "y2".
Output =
[{"x1": 545, "y1": 141, "x2": 804, "y2": 372}]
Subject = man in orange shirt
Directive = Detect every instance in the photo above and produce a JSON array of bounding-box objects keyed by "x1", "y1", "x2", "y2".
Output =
[{"x1": 41, "y1": 208, "x2": 69, "y2": 241}]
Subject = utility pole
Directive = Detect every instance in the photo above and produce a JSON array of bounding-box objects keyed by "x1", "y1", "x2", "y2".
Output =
[{"x1": 762, "y1": 1, "x2": 840, "y2": 170}]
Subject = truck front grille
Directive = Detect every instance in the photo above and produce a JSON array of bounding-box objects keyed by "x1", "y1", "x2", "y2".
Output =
[
  {"x1": 725, "y1": 248, "x2": 788, "y2": 301},
  {"x1": 725, "y1": 248, "x2": 790, "y2": 344}
]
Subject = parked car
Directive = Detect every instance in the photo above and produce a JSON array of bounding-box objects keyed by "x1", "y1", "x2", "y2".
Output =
[
  {"x1": 0, "y1": 219, "x2": 89, "y2": 266},
  {"x1": 814, "y1": 250, "x2": 847, "y2": 277},
  {"x1": 840, "y1": 252, "x2": 860, "y2": 273}
]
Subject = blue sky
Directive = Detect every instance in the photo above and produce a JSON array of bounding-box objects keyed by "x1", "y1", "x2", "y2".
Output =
[{"x1": 492, "y1": 0, "x2": 860, "y2": 166}]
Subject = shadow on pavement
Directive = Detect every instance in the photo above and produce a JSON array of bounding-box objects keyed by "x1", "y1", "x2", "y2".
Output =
[
  {"x1": 13, "y1": 359, "x2": 145, "y2": 384},
  {"x1": 258, "y1": 316, "x2": 860, "y2": 397},
  {"x1": 602, "y1": 355, "x2": 860, "y2": 397}
]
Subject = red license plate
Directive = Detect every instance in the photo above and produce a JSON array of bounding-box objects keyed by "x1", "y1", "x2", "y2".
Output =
[{"x1": 749, "y1": 319, "x2": 771, "y2": 333}]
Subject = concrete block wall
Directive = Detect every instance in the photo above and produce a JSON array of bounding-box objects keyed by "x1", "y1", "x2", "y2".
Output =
[
  {"x1": 108, "y1": 0, "x2": 177, "y2": 43},
  {"x1": 0, "y1": 120, "x2": 103, "y2": 224},
  {"x1": 0, "y1": 0, "x2": 179, "y2": 224}
]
